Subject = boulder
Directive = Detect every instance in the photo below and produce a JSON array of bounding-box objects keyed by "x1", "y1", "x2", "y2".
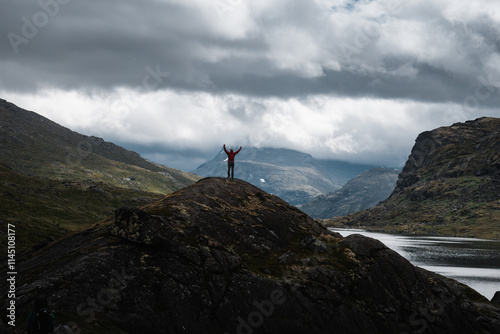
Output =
[{"x1": 5, "y1": 178, "x2": 500, "y2": 333}]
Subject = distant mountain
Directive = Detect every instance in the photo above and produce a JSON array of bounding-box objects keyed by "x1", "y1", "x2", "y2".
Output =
[
  {"x1": 327, "y1": 117, "x2": 500, "y2": 240},
  {"x1": 0, "y1": 98, "x2": 200, "y2": 250},
  {"x1": 298, "y1": 167, "x2": 400, "y2": 219},
  {"x1": 194, "y1": 147, "x2": 373, "y2": 205}
]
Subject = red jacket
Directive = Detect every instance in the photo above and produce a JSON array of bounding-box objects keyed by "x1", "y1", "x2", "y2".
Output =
[{"x1": 224, "y1": 146, "x2": 241, "y2": 162}]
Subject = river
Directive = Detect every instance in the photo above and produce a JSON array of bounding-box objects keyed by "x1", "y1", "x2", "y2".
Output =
[{"x1": 331, "y1": 228, "x2": 500, "y2": 300}]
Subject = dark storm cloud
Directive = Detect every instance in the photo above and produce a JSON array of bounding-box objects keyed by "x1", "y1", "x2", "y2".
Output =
[
  {"x1": 1, "y1": 0, "x2": 499, "y2": 105},
  {"x1": 1, "y1": 0, "x2": 211, "y2": 90}
]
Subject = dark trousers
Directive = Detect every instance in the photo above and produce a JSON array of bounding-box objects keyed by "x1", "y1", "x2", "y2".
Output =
[{"x1": 227, "y1": 161, "x2": 235, "y2": 179}]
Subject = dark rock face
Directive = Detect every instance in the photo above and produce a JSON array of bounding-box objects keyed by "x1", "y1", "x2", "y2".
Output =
[
  {"x1": 393, "y1": 117, "x2": 500, "y2": 195},
  {"x1": 111, "y1": 207, "x2": 175, "y2": 245},
  {"x1": 4, "y1": 178, "x2": 500, "y2": 333},
  {"x1": 492, "y1": 292, "x2": 500, "y2": 305},
  {"x1": 329, "y1": 117, "x2": 500, "y2": 239},
  {"x1": 299, "y1": 168, "x2": 400, "y2": 219}
]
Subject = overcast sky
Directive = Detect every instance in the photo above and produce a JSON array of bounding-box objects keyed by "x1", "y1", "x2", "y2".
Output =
[{"x1": 2, "y1": 0, "x2": 500, "y2": 171}]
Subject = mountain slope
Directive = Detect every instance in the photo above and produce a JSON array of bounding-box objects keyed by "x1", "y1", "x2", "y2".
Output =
[
  {"x1": 298, "y1": 167, "x2": 400, "y2": 218},
  {"x1": 0, "y1": 164, "x2": 164, "y2": 251},
  {"x1": 194, "y1": 147, "x2": 373, "y2": 205},
  {"x1": 0, "y1": 98, "x2": 199, "y2": 193},
  {"x1": 327, "y1": 117, "x2": 500, "y2": 239},
  {"x1": 0, "y1": 98, "x2": 200, "y2": 250},
  {"x1": 3, "y1": 178, "x2": 499, "y2": 333}
]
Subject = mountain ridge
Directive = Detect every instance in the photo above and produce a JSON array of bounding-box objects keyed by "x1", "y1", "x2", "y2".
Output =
[
  {"x1": 298, "y1": 167, "x2": 400, "y2": 219},
  {"x1": 0, "y1": 98, "x2": 198, "y2": 190},
  {"x1": 0, "y1": 98, "x2": 200, "y2": 250},
  {"x1": 326, "y1": 117, "x2": 500, "y2": 239}
]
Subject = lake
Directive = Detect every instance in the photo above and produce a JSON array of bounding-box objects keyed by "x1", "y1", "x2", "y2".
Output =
[{"x1": 331, "y1": 228, "x2": 500, "y2": 300}]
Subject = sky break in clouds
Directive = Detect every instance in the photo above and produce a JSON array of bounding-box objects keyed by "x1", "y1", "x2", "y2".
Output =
[{"x1": 1, "y1": 0, "x2": 500, "y2": 171}]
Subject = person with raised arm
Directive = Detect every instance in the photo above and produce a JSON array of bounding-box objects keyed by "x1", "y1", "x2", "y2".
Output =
[{"x1": 223, "y1": 144, "x2": 242, "y2": 180}]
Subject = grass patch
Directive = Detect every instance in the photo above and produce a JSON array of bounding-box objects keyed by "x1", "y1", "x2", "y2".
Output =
[
  {"x1": 326, "y1": 175, "x2": 500, "y2": 240},
  {"x1": 0, "y1": 166, "x2": 164, "y2": 251}
]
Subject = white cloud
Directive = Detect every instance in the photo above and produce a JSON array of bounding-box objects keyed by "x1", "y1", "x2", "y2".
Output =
[
  {"x1": 5, "y1": 87, "x2": 498, "y2": 171},
  {"x1": 2, "y1": 0, "x2": 500, "y2": 170}
]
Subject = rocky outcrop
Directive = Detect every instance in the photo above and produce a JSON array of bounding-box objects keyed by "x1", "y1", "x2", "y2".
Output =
[
  {"x1": 327, "y1": 117, "x2": 500, "y2": 239},
  {"x1": 3, "y1": 178, "x2": 500, "y2": 333},
  {"x1": 393, "y1": 117, "x2": 500, "y2": 194},
  {"x1": 299, "y1": 168, "x2": 399, "y2": 219}
]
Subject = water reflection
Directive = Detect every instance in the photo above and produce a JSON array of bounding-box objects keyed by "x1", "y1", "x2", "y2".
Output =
[{"x1": 332, "y1": 228, "x2": 500, "y2": 300}]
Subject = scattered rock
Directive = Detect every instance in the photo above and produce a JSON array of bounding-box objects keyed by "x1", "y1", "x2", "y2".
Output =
[
  {"x1": 54, "y1": 325, "x2": 75, "y2": 334},
  {"x1": 278, "y1": 250, "x2": 298, "y2": 265},
  {"x1": 111, "y1": 207, "x2": 173, "y2": 245},
  {"x1": 300, "y1": 235, "x2": 327, "y2": 253}
]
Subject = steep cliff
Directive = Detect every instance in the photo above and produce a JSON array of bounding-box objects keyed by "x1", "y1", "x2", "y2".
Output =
[
  {"x1": 3, "y1": 178, "x2": 499, "y2": 333},
  {"x1": 327, "y1": 117, "x2": 500, "y2": 239}
]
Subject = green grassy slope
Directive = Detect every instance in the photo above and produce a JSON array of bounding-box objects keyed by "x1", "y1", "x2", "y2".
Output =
[
  {"x1": 0, "y1": 98, "x2": 201, "y2": 251},
  {"x1": 328, "y1": 175, "x2": 500, "y2": 239},
  {"x1": 0, "y1": 165, "x2": 165, "y2": 251},
  {"x1": 0, "y1": 98, "x2": 200, "y2": 194}
]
